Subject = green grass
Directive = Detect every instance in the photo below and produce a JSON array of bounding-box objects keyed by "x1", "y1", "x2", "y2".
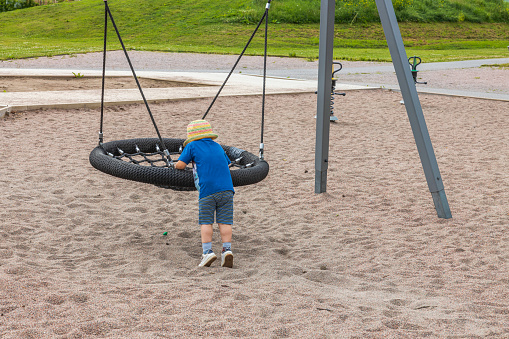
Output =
[
  {"x1": 481, "y1": 62, "x2": 509, "y2": 67},
  {"x1": 226, "y1": 0, "x2": 509, "y2": 24},
  {"x1": 0, "y1": 0, "x2": 508, "y2": 62}
]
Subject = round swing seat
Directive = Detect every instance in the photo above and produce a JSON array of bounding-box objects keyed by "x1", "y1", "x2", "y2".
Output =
[{"x1": 89, "y1": 138, "x2": 269, "y2": 190}]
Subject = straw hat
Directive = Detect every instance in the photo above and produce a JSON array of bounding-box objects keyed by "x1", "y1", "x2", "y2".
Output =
[{"x1": 183, "y1": 120, "x2": 218, "y2": 147}]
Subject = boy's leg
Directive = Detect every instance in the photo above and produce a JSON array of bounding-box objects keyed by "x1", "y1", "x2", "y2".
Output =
[
  {"x1": 216, "y1": 191, "x2": 233, "y2": 246},
  {"x1": 201, "y1": 224, "x2": 214, "y2": 243},
  {"x1": 198, "y1": 194, "x2": 217, "y2": 267},
  {"x1": 199, "y1": 194, "x2": 216, "y2": 246},
  {"x1": 199, "y1": 224, "x2": 216, "y2": 267},
  {"x1": 219, "y1": 224, "x2": 233, "y2": 268},
  {"x1": 215, "y1": 191, "x2": 234, "y2": 268},
  {"x1": 218, "y1": 223, "x2": 232, "y2": 243},
  {"x1": 215, "y1": 191, "x2": 234, "y2": 230}
]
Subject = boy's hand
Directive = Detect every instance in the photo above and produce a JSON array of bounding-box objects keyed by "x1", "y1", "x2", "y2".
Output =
[{"x1": 174, "y1": 160, "x2": 187, "y2": 170}]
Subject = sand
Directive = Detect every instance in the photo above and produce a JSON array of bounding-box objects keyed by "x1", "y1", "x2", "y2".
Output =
[
  {"x1": 0, "y1": 76, "x2": 204, "y2": 92},
  {"x1": 1, "y1": 55, "x2": 508, "y2": 338}
]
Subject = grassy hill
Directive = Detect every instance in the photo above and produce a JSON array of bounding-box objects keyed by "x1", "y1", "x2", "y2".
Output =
[
  {"x1": 229, "y1": 0, "x2": 509, "y2": 24},
  {"x1": 0, "y1": 0, "x2": 508, "y2": 62}
]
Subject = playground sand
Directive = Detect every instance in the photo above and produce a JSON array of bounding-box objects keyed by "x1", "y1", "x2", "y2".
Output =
[{"x1": 1, "y1": 89, "x2": 508, "y2": 337}]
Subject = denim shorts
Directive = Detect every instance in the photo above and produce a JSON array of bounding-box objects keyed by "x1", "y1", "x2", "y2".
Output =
[{"x1": 198, "y1": 190, "x2": 234, "y2": 225}]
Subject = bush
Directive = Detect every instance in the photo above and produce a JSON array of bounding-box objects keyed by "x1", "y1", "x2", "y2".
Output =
[{"x1": 0, "y1": 0, "x2": 36, "y2": 12}]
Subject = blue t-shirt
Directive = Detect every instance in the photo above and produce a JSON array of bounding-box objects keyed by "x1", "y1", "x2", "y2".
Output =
[{"x1": 178, "y1": 138, "x2": 234, "y2": 199}]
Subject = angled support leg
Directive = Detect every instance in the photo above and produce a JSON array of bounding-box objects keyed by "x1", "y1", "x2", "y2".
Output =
[
  {"x1": 375, "y1": 0, "x2": 452, "y2": 219},
  {"x1": 315, "y1": 0, "x2": 335, "y2": 193}
]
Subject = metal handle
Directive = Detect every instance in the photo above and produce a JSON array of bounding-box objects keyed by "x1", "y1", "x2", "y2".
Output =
[{"x1": 408, "y1": 56, "x2": 422, "y2": 70}]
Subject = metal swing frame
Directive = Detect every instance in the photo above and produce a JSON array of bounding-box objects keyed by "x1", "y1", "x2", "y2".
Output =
[{"x1": 315, "y1": 0, "x2": 452, "y2": 219}]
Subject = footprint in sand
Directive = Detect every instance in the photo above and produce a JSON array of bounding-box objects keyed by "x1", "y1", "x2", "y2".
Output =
[
  {"x1": 177, "y1": 231, "x2": 193, "y2": 239},
  {"x1": 45, "y1": 294, "x2": 66, "y2": 305}
]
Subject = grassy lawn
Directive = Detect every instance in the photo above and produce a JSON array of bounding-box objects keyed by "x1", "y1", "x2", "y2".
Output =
[{"x1": 1, "y1": 0, "x2": 508, "y2": 62}]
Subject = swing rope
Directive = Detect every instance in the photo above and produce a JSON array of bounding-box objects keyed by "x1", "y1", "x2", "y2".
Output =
[
  {"x1": 201, "y1": 0, "x2": 272, "y2": 160},
  {"x1": 260, "y1": 1, "x2": 270, "y2": 160},
  {"x1": 98, "y1": 0, "x2": 173, "y2": 166},
  {"x1": 99, "y1": 2, "x2": 107, "y2": 145}
]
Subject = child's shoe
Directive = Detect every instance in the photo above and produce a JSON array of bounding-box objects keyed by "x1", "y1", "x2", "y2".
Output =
[
  {"x1": 199, "y1": 250, "x2": 217, "y2": 267},
  {"x1": 221, "y1": 248, "x2": 233, "y2": 268}
]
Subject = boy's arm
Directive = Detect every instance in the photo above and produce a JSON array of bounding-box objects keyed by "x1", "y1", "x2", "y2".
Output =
[
  {"x1": 176, "y1": 144, "x2": 192, "y2": 170},
  {"x1": 174, "y1": 160, "x2": 187, "y2": 170}
]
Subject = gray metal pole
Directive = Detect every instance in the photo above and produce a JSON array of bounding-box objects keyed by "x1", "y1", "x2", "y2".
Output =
[
  {"x1": 375, "y1": 0, "x2": 452, "y2": 218},
  {"x1": 315, "y1": 0, "x2": 335, "y2": 193}
]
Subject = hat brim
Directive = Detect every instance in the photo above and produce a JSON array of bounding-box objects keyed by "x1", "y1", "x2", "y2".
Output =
[{"x1": 183, "y1": 133, "x2": 218, "y2": 147}]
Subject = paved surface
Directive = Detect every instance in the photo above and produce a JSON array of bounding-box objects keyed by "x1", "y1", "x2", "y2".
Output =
[{"x1": 1, "y1": 52, "x2": 508, "y2": 114}]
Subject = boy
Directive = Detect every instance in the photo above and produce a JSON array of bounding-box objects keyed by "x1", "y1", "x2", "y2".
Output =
[{"x1": 175, "y1": 120, "x2": 234, "y2": 268}]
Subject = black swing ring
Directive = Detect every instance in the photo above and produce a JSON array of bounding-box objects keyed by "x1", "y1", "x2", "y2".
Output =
[{"x1": 89, "y1": 138, "x2": 269, "y2": 190}]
